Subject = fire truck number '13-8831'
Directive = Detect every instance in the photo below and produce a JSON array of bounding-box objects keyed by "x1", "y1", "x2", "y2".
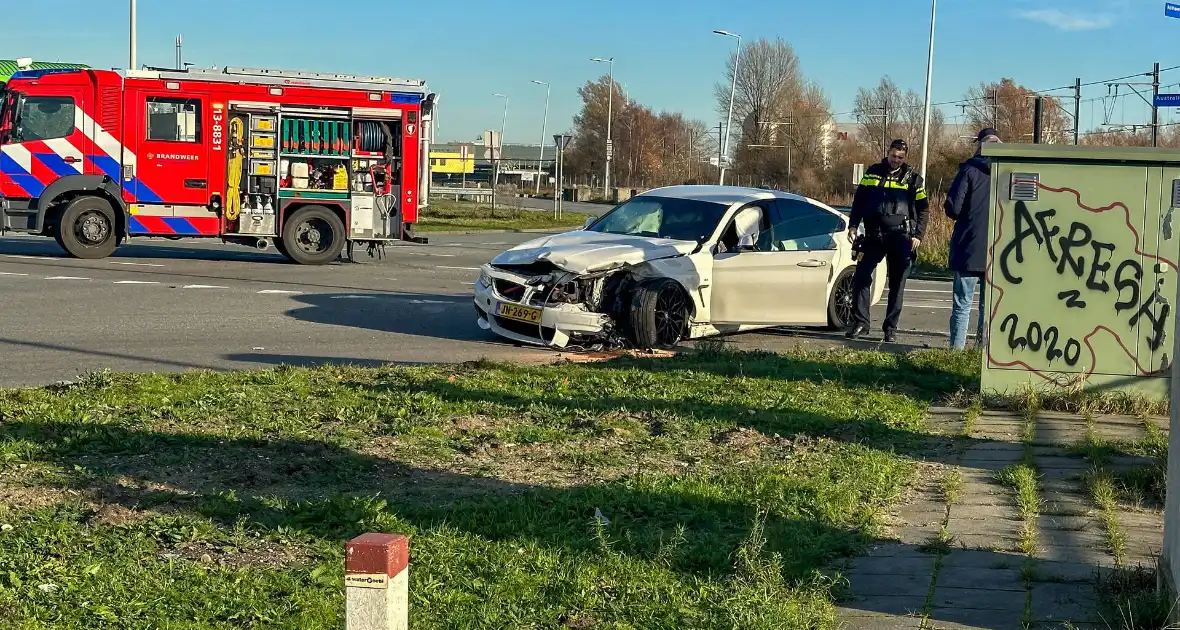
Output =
[{"x1": 0, "y1": 64, "x2": 437, "y2": 264}]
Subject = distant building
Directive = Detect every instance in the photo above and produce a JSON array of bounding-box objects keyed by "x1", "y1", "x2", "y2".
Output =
[
  {"x1": 430, "y1": 141, "x2": 556, "y2": 186},
  {"x1": 0, "y1": 60, "x2": 89, "y2": 82}
]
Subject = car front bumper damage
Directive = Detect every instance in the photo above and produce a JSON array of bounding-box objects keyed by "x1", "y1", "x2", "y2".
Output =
[{"x1": 473, "y1": 264, "x2": 622, "y2": 349}]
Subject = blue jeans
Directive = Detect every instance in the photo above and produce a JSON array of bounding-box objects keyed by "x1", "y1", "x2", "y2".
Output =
[{"x1": 949, "y1": 271, "x2": 986, "y2": 350}]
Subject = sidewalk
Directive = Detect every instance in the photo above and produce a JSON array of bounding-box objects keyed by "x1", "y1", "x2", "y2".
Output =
[{"x1": 835, "y1": 407, "x2": 1167, "y2": 629}]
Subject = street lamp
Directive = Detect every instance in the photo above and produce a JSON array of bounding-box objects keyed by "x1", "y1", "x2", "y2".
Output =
[
  {"x1": 714, "y1": 30, "x2": 741, "y2": 186},
  {"x1": 492, "y1": 93, "x2": 508, "y2": 189},
  {"x1": 531, "y1": 80, "x2": 550, "y2": 196},
  {"x1": 919, "y1": 0, "x2": 936, "y2": 180},
  {"x1": 129, "y1": 0, "x2": 137, "y2": 70},
  {"x1": 592, "y1": 57, "x2": 614, "y2": 199}
]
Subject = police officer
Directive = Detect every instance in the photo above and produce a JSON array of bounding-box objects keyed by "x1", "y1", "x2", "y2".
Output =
[{"x1": 845, "y1": 139, "x2": 930, "y2": 342}]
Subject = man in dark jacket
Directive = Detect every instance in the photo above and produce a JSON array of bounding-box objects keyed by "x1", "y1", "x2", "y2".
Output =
[
  {"x1": 845, "y1": 139, "x2": 930, "y2": 342},
  {"x1": 945, "y1": 128, "x2": 1000, "y2": 350}
]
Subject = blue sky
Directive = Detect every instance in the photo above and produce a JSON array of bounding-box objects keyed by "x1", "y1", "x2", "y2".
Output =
[{"x1": 7, "y1": 0, "x2": 1180, "y2": 143}]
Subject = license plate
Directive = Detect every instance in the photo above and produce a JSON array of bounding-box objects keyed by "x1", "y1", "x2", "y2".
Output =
[{"x1": 496, "y1": 302, "x2": 542, "y2": 324}]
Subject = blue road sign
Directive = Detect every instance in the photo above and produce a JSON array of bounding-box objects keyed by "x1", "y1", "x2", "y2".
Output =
[
  {"x1": 1167, "y1": 2, "x2": 1180, "y2": 18},
  {"x1": 1155, "y1": 93, "x2": 1180, "y2": 107}
]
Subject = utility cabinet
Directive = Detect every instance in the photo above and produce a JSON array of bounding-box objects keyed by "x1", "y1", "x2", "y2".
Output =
[{"x1": 980, "y1": 144, "x2": 1180, "y2": 399}]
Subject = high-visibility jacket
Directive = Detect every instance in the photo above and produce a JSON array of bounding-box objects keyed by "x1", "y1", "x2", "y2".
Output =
[{"x1": 849, "y1": 161, "x2": 930, "y2": 240}]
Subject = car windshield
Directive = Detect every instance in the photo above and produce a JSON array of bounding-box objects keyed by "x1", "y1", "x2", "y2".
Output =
[{"x1": 586, "y1": 196, "x2": 729, "y2": 243}]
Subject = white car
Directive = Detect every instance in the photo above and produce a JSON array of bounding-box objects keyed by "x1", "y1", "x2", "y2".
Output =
[{"x1": 473, "y1": 185, "x2": 885, "y2": 349}]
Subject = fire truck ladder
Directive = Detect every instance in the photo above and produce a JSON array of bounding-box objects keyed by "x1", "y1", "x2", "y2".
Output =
[{"x1": 128, "y1": 66, "x2": 429, "y2": 95}]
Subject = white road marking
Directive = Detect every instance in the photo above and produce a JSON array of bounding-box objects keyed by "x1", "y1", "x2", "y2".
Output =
[
  {"x1": 0, "y1": 272, "x2": 28, "y2": 276},
  {"x1": 410, "y1": 299, "x2": 452, "y2": 304},
  {"x1": 112, "y1": 261, "x2": 165, "y2": 267},
  {"x1": 401, "y1": 251, "x2": 456, "y2": 258},
  {"x1": 182, "y1": 284, "x2": 227, "y2": 289},
  {"x1": 437, "y1": 266, "x2": 481, "y2": 271},
  {"x1": 113, "y1": 280, "x2": 160, "y2": 285},
  {"x1": 331, "y1": 295, "x2": 377, "y2": 300},
  {"x1": 45, "y1": 276, "x2": 89, "y2": 280},
  {"x1": 5, "y1": 254, "x2": 58, "y2": 261},
  {"x1": 257, "y1": 289, "x2": 301, "y2": 294}
]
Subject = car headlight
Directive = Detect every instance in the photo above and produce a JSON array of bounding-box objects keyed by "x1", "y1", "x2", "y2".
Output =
[{"x1": 478, "y1": 269, "x2": 492, "y2": 288}]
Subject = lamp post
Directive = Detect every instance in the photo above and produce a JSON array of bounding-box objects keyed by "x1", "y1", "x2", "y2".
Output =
[
  {"x1": 531, "y1": 80, "x2": 550, "y2": 196},
  {"x1": 714, "y1": 30, "x2": 741, "y2": 185},
  {"x1": 919, "y1": 0, "x2": 937, "y2": 180},
  {"x1": 591, "y1": 57, "x2": 614, "y2": 199},
  {"x1": 492, "y1": 93, "x2": 508, "y2": 190},
  {"x1": 129, "y1": 0, "x2": 137, "y2": 71}
]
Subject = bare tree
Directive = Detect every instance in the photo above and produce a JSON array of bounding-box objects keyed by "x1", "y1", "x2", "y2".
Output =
[
  {"x1": 853, "y1": 77, "x2": 945, "y2": 161},
  {"x1": 963, "y1": 78, "x2": 1070, "y2": 144},
  {"x1": 713, "y1": 37, "x2": 831, "y2": 190}
]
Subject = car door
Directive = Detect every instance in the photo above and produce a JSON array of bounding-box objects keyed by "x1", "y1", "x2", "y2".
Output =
[
  {"x1": 764, "y1": 198, "x2": 848, "y2": 324},
  {"x1": 709, "y1": 198, "x2": 844, "y2": 326},
  {"x1": 131, "y1": 92, "x2": 210, "y2": 206},
  {"x1": 710, "y1": 200, "x2": 809, "y2": 325}
]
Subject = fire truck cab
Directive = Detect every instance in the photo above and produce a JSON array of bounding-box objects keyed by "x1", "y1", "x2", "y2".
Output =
[{"x1": 0, "y1": 65, "x2": 436, "y2": 264}]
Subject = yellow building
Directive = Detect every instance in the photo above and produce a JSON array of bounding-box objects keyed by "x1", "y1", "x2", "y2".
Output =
[{"x1": 428, "y1": 151, "x2": 474, "y2": 175}]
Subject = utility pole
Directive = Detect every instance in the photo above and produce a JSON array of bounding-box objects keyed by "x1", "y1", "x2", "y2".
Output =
[
  {"x1": 129, "y1": 0, "x2": 137, "y2": 71},
  {"x1": 991, "y1": 88, "x2": 999, "y2": 131},
  {"x1": 175, "y1": 35, "x2": 183, "y2": 70},
  {"x1": 1033, "y1": 96, "x2": 1044, "y2": 144},
  {"x1": 1073, "y1": 78, "x2": 1082, "y2": 145},
  {"x1": 881, "y1": 101, "x2": 889, "y2": 157},
  {"x1": 918, "y1": 0, "x2": 937, "y2": 180},
  {"x1": 1153, "y1": 62, "x2": 1161, "y2": 147}
]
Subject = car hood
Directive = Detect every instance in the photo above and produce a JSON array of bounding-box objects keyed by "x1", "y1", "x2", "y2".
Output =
[{"x1": 490, "y1": 231, "x2": 698, "y2": 274}]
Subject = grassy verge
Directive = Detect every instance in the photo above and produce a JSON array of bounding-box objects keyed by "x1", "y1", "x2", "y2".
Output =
[
  {"x1": 420, "y1": 199, "x2": 589, "y2": 233},
  {"x1": 0, "y1": 347, "x2": 976, "y2": 629}
]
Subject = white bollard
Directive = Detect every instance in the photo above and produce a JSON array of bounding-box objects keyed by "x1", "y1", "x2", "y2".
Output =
[{"x1": 345, "y1": 533, "x2": 409, "y2": 630}]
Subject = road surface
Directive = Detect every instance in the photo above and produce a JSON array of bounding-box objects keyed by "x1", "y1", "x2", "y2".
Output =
[{"x1": 0, "y1": 232, "x2": 975, "y2": 388}]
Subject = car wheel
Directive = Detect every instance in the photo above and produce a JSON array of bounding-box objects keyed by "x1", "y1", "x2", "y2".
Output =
[
  {"x1": 629, "y1": 278, "x2": 690, "y2": 350},
  {"x1": 827, "y1": 267, "x2": 856, "y2": 330},
  {"x1": 56, "y1": 196, "x2": 118, "y2": 260},
  {"x1": 280, "y1": 205, "x2": 346, "y2": 265}
]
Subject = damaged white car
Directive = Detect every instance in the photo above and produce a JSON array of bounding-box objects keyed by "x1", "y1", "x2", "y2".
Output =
[{"x1": 474, "y1": 185, "x2": 885, "y2": 349}]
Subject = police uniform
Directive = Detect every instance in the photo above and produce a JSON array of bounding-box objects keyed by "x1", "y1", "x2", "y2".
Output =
[{"x1": 847, "y1": 159, "x2": 930, "y2": 341}]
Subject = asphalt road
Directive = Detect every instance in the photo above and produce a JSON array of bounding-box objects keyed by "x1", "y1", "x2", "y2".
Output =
[{"x1": 0, "y1": 232, "x2": 975, "y2": 388}]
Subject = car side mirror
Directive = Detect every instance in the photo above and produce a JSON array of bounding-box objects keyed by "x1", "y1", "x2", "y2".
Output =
[{"x1": 583, "y1": 216, "x2": 598, "y2": 229}]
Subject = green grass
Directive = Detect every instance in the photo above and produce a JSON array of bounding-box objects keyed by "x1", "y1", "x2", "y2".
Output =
[
  {"x1": 419, "y1": 199, "x2": 590, "y2": 232},
  {"x1": 0, "y1": 347, "x2": 976, "y2": 629}
]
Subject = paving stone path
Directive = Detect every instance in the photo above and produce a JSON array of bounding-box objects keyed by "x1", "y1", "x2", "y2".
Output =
[{"x1": 835, "y1": 408, "x2": 1167, "y2": 630}]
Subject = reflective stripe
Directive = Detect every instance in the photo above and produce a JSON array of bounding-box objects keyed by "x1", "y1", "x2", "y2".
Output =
[
  {"x1": 915, "y1": 188, "x2": 928, "y2": 201},
  {"x1": 883, "y1": 180, "x2": 909, "y2": 190},
  {"x1": 859, "y1": 175, "x2": 881, "y2": 186}
]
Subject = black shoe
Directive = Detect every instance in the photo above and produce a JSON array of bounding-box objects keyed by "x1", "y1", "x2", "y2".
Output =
[
  {"x1": 883, "y1": 330, "x2": 897, "y2": 343},
  {"x1": 845, "y1": 324, "x2": 869, "y2": 340}
]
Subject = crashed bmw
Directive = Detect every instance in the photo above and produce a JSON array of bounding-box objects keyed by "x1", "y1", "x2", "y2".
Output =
[{"x1": 474, "y1": 185, "x2": 885, "y2": 350}]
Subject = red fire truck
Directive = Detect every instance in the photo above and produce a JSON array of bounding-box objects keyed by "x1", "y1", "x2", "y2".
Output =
[{"x1": 0, "y1": 65, "x2": 436, "y2": 264}]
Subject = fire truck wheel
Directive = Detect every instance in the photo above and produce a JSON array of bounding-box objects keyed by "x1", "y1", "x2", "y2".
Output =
[
  {"x1": 57, "y1": 196, "x2": 118, "y2": 260},
  {"x1": 281, "y1": 205, "x2": 346, "y2": 265}
]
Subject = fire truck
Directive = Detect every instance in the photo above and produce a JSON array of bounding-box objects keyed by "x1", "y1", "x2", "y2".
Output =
[{"x1": 0, "y1": 64, "x2": 436, "y2": 264}]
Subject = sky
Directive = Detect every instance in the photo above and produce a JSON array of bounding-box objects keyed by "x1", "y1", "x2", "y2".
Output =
[{"x1": 7, "y1": 0, "x2": 1180, "y2": 144}]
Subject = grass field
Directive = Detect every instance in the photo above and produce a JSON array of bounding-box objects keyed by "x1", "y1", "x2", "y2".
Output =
[
  {"x1": 0, "y1": 347, "x2": 981, "y2": 629},
  {"x1": 419, "y1": 199, "x2": 589, "y2": 233}
]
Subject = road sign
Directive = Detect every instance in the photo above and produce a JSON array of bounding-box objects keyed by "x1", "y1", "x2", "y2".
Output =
[
  {"x1": 1167, "y1": 2, "x2": 1180, "y2": 18},
  {"x1": 1155, "y1": 93, "x2": 1180, "y2": 107}
]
